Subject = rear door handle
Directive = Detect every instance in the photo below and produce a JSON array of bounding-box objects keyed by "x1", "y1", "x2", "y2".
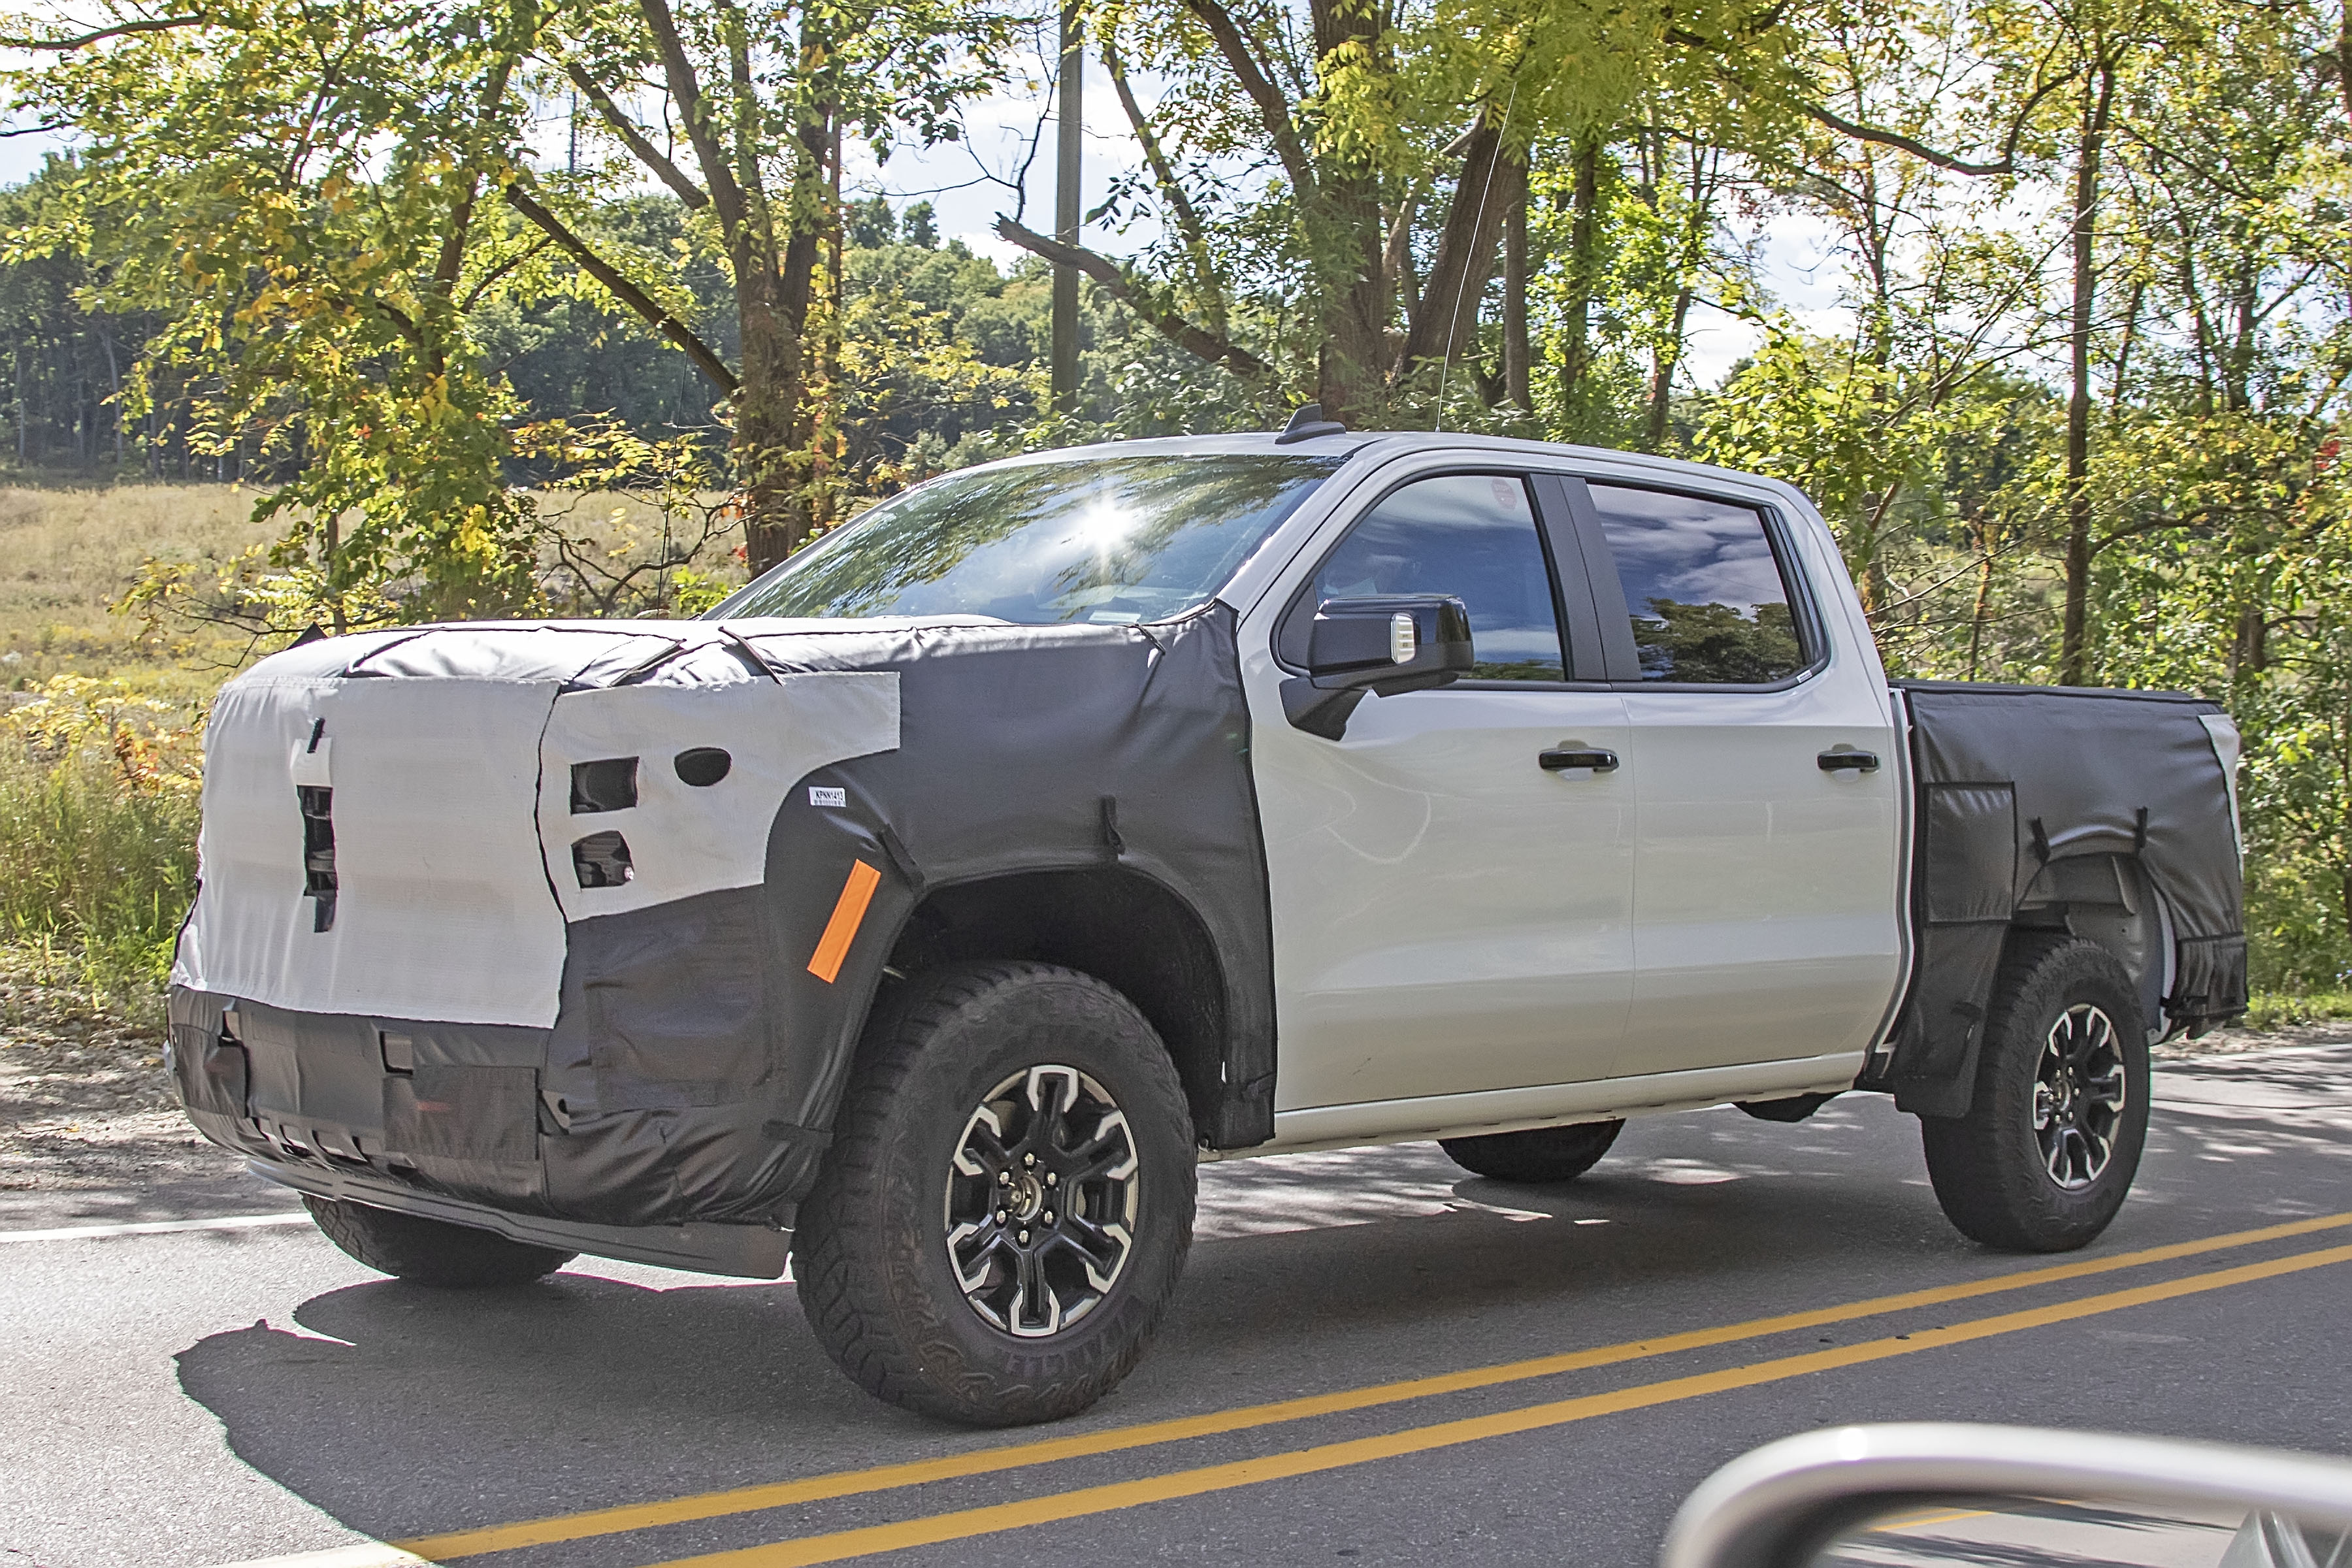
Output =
[
  {"x1": 1817, "y1": 750, "x2": 1880, "y2": 772},
  {"x1": 1541, "y1": 749, "x2": 1620, "y2": 772}
]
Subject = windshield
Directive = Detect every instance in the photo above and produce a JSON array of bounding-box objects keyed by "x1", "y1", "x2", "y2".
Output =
[{"x1": 709, "y1": 452, "x2": 1347, "y2": 625}]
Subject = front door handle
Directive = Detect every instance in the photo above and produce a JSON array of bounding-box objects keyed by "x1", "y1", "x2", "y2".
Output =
[
  {"x1": 1818, "y1": 750, "x2": 1880, "y2": 772},
  {"x1": 1541, "y1": 748, "x2": 1620, "y2": 772}
]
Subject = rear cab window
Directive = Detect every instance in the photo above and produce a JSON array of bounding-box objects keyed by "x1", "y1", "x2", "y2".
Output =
[{"x1": 1582, "y1": 483, "x2": 1812, "y2": 685}]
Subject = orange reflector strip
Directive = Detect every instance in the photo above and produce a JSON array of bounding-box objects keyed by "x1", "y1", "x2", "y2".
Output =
[{"x1": 806, "y1": 860, "x2": 883, "y2": 983}]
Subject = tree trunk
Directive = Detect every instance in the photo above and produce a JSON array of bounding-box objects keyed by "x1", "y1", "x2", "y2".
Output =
[
  {"x1": 1307, "y1": 0, "x2": 1388, "y2": 429},
  {"x1": 742, "y1": 29, "x2": 832, "y2": 576},
  {"x1": 1966, "y1": 515, "x2": 1997, "y2": 680},
  {"x1": 1392, "y1": 113, "x2": 1526, "y2": 380},
  {"x1": 1557, "y1": 137, "x2": 1603, "y2": 421},
  {"x1": 738, "y1": 223, "x2": 808, "y2": 576},
  {"x1": 2342, "y1": 0, "x2": 2351, "y2": 127},
  {"x1": 1503, "y1": 176, "x2": 1529, "y2": 411},
  {"x1": 1647, "y1": 289, "x2": 1692, "y2": 449},
  {"x1": 2059, "y1": 61, "x2": 2116, "y2": 688},
  {"x1": 1315, "y1": 176, "x2": 1390, "y2": 429}
]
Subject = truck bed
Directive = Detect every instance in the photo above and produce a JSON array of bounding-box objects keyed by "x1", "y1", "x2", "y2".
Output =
[{"x1": 1876, "y1": 681, "x2": 2245, "y2": 1117}]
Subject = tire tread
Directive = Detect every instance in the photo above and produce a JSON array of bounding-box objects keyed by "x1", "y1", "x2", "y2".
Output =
[
  {"x1": 794, "y1": 961, "x2": 1195, "y2": 1425},
  {"x1": 1920, "y1": 934, "x2": 2149, "y2": 1252}
]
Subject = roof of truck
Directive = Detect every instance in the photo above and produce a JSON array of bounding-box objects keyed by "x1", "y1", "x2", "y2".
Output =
[{"x1": 964, "y1": 429, "x2": 1814, "y2": 509}]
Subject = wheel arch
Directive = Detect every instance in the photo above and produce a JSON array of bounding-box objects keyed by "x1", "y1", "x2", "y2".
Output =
[
  {"x1": 2012, "y1": 851, "x2": 2167, "y2": 1033},
  {"x1": 1878, "y1": 849, "x2": 2170, "y2": 1121},
  {"x1": 877, "y1": 866, "x2": 1237, "y2": 1149}
]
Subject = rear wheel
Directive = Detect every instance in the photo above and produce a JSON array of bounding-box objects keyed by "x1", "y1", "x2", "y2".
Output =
[
  {"x1": 1441, "y1": 1119, "x2": 1624, "y2": 1183},
  {"x1": 303, "y1": 1196, "x2": 576, "y2": 1287},
  {"x1": 1920, "y1": 935, "x2": 2150, "y2": 1252},
  {"x1": 794, "y1": 962, "x2": 1196, "y2": 1426}
]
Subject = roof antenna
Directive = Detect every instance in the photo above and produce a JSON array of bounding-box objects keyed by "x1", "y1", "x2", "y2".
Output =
[
  {"x1": 1275, "y1": 402, "x2": 1348, "y2": 444},
  {"x1": 1433, "y1": 78, "x2": 1518, "y2": 434}
]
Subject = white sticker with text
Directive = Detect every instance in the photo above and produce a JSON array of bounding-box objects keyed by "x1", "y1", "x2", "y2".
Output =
[{"x1": 808, "y1": 786, "x2": 848, "y2": 808}]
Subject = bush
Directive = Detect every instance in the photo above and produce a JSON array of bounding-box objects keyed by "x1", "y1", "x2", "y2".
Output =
[{"x1": 0, "y1": 678, "x2": 201, "y2": 1009}]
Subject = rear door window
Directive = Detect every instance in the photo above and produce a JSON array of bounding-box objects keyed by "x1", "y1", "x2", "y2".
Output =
[
  {"x1": 1306, "y1": 474, "x2": 1567, "y2": 681},
  {"x1": 1586, "y1": 483, "x2": 1806, "y2": 683}
]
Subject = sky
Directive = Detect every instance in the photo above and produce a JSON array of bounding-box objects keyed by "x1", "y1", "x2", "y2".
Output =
[{"x1": 0, "y1": 46, "x2": 1852, "y2": 393}]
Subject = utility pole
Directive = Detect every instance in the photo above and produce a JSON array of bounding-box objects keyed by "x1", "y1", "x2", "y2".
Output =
[{"x1": 1051, "y1": 1, "x2": 1083, "y2": 417}]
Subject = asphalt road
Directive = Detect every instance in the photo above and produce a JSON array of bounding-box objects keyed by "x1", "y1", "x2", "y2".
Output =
[{"x1": 5, "y1": 1045, "x2": 2351, "y2": 1568}]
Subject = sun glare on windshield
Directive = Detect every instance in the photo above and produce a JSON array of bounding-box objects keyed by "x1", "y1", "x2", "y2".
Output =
[{"x1": 710, "y1": 453, "x2": 1347, "y2": 625}]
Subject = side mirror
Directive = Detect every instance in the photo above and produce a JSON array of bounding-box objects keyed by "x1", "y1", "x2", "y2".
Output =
[{"x1": 1281, "y1": 595, "x2": 1475, "y2": 740}]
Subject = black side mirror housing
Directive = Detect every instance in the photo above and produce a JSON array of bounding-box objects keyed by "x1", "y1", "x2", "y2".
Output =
[{"x1": 1281, "y1": 595, "x2": 1475, "y2": 740}]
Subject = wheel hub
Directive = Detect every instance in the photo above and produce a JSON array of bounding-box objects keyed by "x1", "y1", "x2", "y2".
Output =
[
  {"x1": 945, "y1": 1064, "x2": 1140, "y2": 1338},
  {"x1": 2032, "y1": 1002, "x2": 2127, "y2": 1190}
]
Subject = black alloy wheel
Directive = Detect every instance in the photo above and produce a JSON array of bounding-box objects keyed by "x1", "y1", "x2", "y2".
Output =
[
  {"x1": 2033, "y1": 1002, "x2": 2129, "y2": 1189},
  {"x1": 945, "y1": 1064, "x2": 1142, "y2": 1338}
]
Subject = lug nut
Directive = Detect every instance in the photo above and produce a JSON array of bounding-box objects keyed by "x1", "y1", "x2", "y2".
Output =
[
  {"x1": 1041, "y1": 1211, "x2": 1054, "y2": 1225},
  {"x1": 997, "y1": 1170, "x2": 1011, "y2": 1186},
  {"x1": 1018, "y1": 1229, "x2": 1030, "y2": 1244},
  {"x1": 1044, "y1": 1171, "x2": 1058, "y2": 1187},
  {"x1": 1023, "y1": 1152, "x2": 1036, "y2": 1168},
  {"x1": 995, "y1": 1209, "x2": 1007, "y2": 1223}
]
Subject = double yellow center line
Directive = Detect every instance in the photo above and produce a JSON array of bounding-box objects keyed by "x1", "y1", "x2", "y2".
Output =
[{"x1": 397, "y1": 1211, "x2": 2352, "y2": 1566}]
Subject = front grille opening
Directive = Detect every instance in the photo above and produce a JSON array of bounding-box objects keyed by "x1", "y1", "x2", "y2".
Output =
[
  {"x1": 570, "y1": 757, "x2": 640, "y2": 813},
  {"x1": 298, "y1": 785, "x2": 337, "y2": 932},
  {"x1": 572, "y1": 830, "x2": 634, "y2": 888}
]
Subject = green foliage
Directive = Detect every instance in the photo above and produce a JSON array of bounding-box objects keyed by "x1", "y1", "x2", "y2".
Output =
[{"x1": 0, "y1": 679, "x2": 201, "y2": 998}]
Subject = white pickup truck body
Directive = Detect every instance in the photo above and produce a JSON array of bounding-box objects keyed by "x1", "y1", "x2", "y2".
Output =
[{"x1": 169, "y1": 431, "x2": 2245, "y2": 1422}]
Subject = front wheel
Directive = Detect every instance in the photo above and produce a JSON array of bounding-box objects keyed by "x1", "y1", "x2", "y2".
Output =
[
  {"x1": 1920, "y1": 935, "x2": 2150, "y2": 1252},
  {"x1": 794, "y1": 962, "x2": 1197, "y2": 1426}
]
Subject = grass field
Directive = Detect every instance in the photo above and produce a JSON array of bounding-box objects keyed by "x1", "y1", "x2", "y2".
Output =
[{"x1": 0, "y1": 484, "x2": 277, "y2": 701}]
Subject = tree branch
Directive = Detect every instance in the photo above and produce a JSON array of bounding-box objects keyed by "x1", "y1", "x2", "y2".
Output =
[
  {"x1": 436, "y1": 53, "x2": 516, "y2": 294},
  {"x1": 1790, "y1": 65, "x2": 2071, "y2": 178},
  {"x1": 1102, "y1": 41, "x2": 1210, "y2": 262},
  {"x1": 461, "y1": 235, "x2": 551, "y2": 312},
  {"x1": 1102, "y1": 37, "x2": 1221, "y2": 316},
  {"x1": 1178, "y1": 0, "x2": 1313, "y2": 197},
  {"x1": 637, "y1": 0, "x2": 749, "y2": 236},
  {"x1": 1, "y1": 12, "x2": 202, "y2": 49},
  {"x1": 1795, "y1": 99, "x2": 2014, "y2": 176},
  {"x1": 566, "y1": 62, "x2": 708, "y2": 210},
  {"x1": 994, "y1": 216, "x2": 1271, "y2": 379},
  {"x1": 504, "y1": 185, "x2": 741, "y2": 393}
]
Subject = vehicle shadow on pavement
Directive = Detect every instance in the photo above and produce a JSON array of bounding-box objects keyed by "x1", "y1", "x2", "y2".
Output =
[
  {"x1": 161, "y1": 1072, "x2": 2352, "y2": 1553},
  {"x1": 170, "y1": 1114, "x2": 1976, "y2": 1545}
]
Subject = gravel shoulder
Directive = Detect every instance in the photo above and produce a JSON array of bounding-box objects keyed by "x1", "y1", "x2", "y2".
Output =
[
  {"x1": 5, "y1": 952, "x2": 2346, "y2": 1228},
  {"x1": 0, "y1": 953, "x2": 279, "y2": 1228}
]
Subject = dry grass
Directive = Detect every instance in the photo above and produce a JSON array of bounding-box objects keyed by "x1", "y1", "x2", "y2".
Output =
[
  {"x1": 0, "y1": 482, "x2": 750, "y2": 703},
  {"x1": 0, "y1": 483, "x2": 277, "y2": 702}
]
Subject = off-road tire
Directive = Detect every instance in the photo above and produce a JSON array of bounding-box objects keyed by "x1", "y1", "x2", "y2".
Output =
[
  {"x1": 302, "y1": 1196, "x2": 576, "y2": 1287},
  {"x1": 1441, "y1": 1119, "x2": 1624, "y2": 1183},
  {"x1": 1920, "y1": 934, "x2": 2150, "y2": 1252},
  {"x1": 794, "y1": 962, "x2": 1197, "y2": 1427}
]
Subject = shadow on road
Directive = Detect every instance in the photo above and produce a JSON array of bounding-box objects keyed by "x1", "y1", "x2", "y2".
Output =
[
  {"x1": 170, "y1": 1062, "x2": 2352, "y2": 1553},
  {"x1": 171, "y1": 1104, "x2": 1987, "y2": 1544}
]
